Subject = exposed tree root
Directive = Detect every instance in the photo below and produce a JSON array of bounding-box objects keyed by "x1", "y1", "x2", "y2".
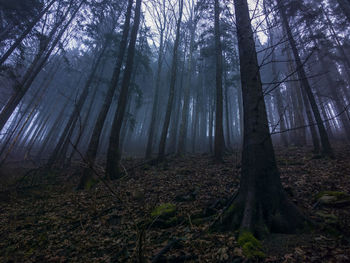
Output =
[{"x1": 212, "y1": 188, "x2": 308, "y2": 238}]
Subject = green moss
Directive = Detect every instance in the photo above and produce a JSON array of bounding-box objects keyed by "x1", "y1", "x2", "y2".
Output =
[
  {"x1": 151, "y1": 203, "x2": 176, "y2": 218},
  {"x1": 316, "y1": 191, "x2": 349, "y2": 200},
  {"x1": 227, "y1": 204, "x2": 236, "y2": 213},
  {"x1": 242, "y1": 242, "x2": 266, "y2": 259},
  {"x1": 238, "y1": 231, "x2": 265, "y2": 260},
  {"x1": 24, "y1": 247, "x2": 34, "y2": 258},
  {"x1": 86, "y1": 177, "x2": 99, "y2": 190}
]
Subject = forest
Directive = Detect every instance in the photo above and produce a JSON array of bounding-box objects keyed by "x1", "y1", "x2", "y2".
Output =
[{"x1": 0, "y1": 0, "x2": 350, "y2": 261}]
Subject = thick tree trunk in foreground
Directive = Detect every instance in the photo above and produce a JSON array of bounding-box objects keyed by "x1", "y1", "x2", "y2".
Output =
[
  {"x1": 214, "y1": 0, "x2": 305, "y2": 236},
  {"x1": 158, "y1": 0, "x2": 184, "y2": 161},
  {"x1": 105, "y1": 0, "x2": 142, "y2": 180}
]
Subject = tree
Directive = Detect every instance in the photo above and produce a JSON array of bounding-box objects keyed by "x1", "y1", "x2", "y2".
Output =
[
  {"x1": 0, "y1": 0, "x2": 56, "y2": 66},
  {"x1": 213, "y1": 0, "x2": 225, "y2": 161},
  {"x1": 158, "y1": 0, "x2": 184, "y2": 161},
  {"x1": 145, "y1": 0, "x2": 171, "y2": 159},
  {"x1": 276, "y1": 0, "x2": 334, "y2": 157},
  {"x1": 106, "y1": 0, "x2": 142, "y2": 179},
  {"x1": 0, "y1": 0, "x2": 86, "y2": 132},
  {"x1": 78, "y1": 0, "x2": 132, "y2": 189},
  {"x1": 214, "y1": 0, "x2": 305, "y2": 235},
  {"x1": 177, "y1": 0, "x2": 201, "y2": 155},
  {"x1": 46, "y1": 40, "x2": 108, "y2": 169}
]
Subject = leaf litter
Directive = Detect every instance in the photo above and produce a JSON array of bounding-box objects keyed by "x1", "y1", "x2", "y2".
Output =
[{"x1": 0, "y1": 146, "x2": 350, "y2": 262}]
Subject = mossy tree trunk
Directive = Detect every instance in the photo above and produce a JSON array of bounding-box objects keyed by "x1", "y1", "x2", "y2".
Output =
[{"x1": 214, "y1": 0, "x2": 305, "y2": 236}]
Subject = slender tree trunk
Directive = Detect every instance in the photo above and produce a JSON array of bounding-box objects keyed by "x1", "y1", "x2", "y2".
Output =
[
  {"x1": 224, "y1": 67, "x2": 232, "y2": 150},
  {"x1": 178, "y1": 18, "x2": 197, "y2": 154},
  {"x1": 322, "y1": 5, "x2": 350, "y2": 88},
  {"x1": 106, "y1": 0, "x2": 142, "y2": 179},
  {"x1": 0, "y1": 0, "x2": 56, "y2": 66},
  {"x1": 0, "y1": 0, "x2": 85, "y2": 131},
  {"x1": 36, "y1": 99, "x2": 70, "y2": 160},
  {"x1": 214, "y1": 0, "x2": 225, "y2": 161},
  {"x1": 67, "y1": 85, "x2": 98, "y2": 166},
  {"x1": 267, "y1": 24, "x2": 288, "y2": 147},
  {"x1": 277, "y1": 0, "x2": 333, "y2": 157},
  {"x1": 77, "y1": 1, "x2": 133, "y2": 188},
  {"x1": 158, "y1": 0, "x2": 184, "y2": 161},
  {"x1": 46, "y1": 39, "x2": 105, "y2": 169},
  {"x1": 25, "y1": 112, "x2": 52, "y2": 158},
  {"x1": 312, "y1": 41, "x2": 350, "y2": 140},
  {"x1": 145, "y1": 30, "x2": 164, "y2": 158},
  {"x1": 209, "y1": 100, "x2": 214, "y2": 153}
]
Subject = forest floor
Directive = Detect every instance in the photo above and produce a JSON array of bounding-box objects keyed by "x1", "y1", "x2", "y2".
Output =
[{"x1": 1, "y1": 146, "x2": 350, "y2": 262}]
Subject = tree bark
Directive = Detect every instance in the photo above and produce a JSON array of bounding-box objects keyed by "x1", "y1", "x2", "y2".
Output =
[
  {"x1": 145, "y1": 31, "x2": 164, "y2": 158},
  {"x1": 46, "y1": 38, "x2": 105, "y2": 169},
  {"x1": 158, "y1": 0, "x2": 184, "y2": 161},
  {"x1": 214, "y1": 0, "x2": 225, "y2": 161},
  {"x1": 214, "y1": 0, "x2": 305, "y2": 235},
  {"x1": 77, "y1": 1, "x2": 132, "y2": 189},
  {"x1": 277, "y1": 0, "x2": 333, "y2": 157},
  {"x1": 106, "y1": 0, "x2": 142, "y2": 179},
  {"x1": 0, "y1": 0, "x2": 85, "y2": 132},
  {"x1": 177, "y1": 12, "x2": 197, "y2": 154},
  {"x1": 0, "y1": 0, "x2": 56, "y2": 66}
]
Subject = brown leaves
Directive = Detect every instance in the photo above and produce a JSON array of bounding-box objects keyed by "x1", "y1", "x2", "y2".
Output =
[{"x1": 1, "y1": 147, "x2": 350, "y2": 262}]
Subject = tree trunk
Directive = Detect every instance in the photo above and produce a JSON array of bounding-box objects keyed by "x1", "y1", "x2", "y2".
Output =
[
  {"x1": 46, "y1": 38, "x2": 105, "y2": 169},
  {"x1": 178, "y1": 16, "x2": 197, "y2": 154},
  {"x1": 277, "y1": 0, "x2": 333, "y2": 157},
  {"x1": 214, "y1": 0, "x2": 225, "y2": 161},
  {"x1": 158, "y1": 0, "x2": 184, "y2": 161},
  {"x1": 145, "y1": 29, "x2": 164, "y2": 158},
  {"x1": 214, "y1": 0, "x2": 305, "y2": 236},
  {"x1": 0, "y1": 0, "x2": 85, "y2": 132},
  {"x1": 77, "y1": 1, "x2": 132, "y2": 188},
  {"x1": 105, "y1": 0, "x2": 142, "y2": 179},
  {"x1": 0, "y1": 0, "x2": 56, "y2": 66},
  {"x1": 224, "y1": 67, "x2": 232, "y2": 150},
  {"x1": 267, "y1": 24, "x2": 288, "y2": 147}
]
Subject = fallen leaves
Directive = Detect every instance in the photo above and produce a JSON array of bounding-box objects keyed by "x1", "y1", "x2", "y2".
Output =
[{"x1": 0, "y1": 147, "x2": 350, "y2": 262}]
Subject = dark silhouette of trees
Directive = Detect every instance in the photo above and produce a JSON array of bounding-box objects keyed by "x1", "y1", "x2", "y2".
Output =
[
  {"x1": 158, "y1": 0, "x2": 184, "y2": 161},
  {"x1": 213, "y1": 0, "x2": 225, "y2": 161},
  {"x1": 106, "y1": 0, "x2": 142, "y2": 179}
]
